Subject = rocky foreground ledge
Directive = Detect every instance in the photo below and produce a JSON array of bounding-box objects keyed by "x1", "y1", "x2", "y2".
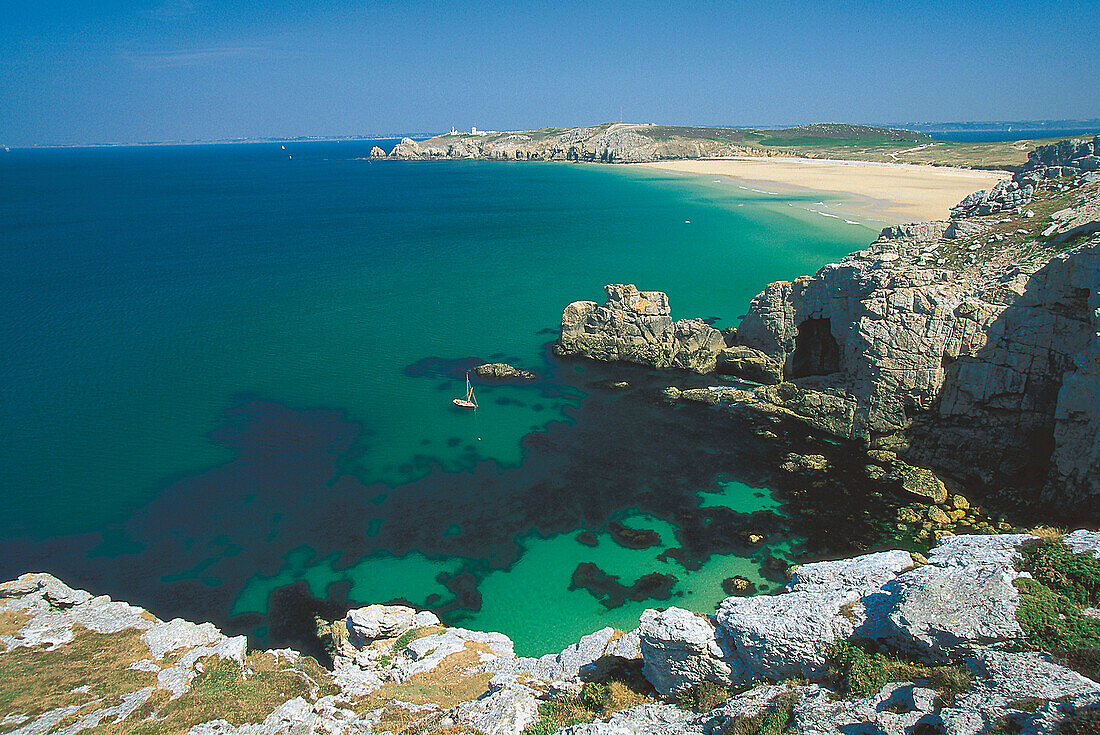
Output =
[
  {"x1": 556, "y1": 137, "x2": 1100, "y2": 511},
  {"x1": 5, "y1": 531, "x2": 1100, "y2": 734}
]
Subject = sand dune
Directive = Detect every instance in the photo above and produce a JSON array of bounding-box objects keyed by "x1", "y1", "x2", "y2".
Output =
[{"x1": 634, "y1": 157, "x2": 1010, "y2": 223}]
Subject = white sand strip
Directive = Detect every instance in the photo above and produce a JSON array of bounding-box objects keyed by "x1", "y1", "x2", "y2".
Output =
[{"x1": 632, "y1": 157, "x2": 1009, "y2": 223}]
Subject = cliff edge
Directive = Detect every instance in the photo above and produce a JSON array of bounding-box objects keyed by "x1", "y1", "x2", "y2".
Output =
[{"x1": 6, "y1": 531, "x2": 1100, "y2": 734}]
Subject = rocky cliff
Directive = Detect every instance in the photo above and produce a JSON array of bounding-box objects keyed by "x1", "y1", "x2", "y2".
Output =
[
  {"x1": 555, "y1": 284, "x2": 728, "y2": 373},
  {"x1": 383, "y1": 122, "x2": 929, "y2": 164},
  {"x1": 6, "y1": 531, "x2": 1100, "y2": 734},
  {"x1": 386, "y1": 123, "x2": 774, "y2": 163},
  {"x1": 556, "y1": 137, "x2": 1100, "y2": 512}
]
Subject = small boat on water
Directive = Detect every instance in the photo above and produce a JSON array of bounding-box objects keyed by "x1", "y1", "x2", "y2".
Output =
[{"x1": 453, "y1": 371, "x2": 478, "y2": 410}]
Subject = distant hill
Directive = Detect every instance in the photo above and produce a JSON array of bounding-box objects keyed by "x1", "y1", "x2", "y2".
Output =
[{"x1": 383, "y1": 121, "x2": 1091, "y2": 171}]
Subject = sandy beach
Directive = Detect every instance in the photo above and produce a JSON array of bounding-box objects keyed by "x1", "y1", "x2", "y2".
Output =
[{"x1": 634, "y1": 157, "x2": 1010, "y2": 223}]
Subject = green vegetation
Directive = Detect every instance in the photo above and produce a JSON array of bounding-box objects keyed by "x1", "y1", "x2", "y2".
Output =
[
  {"x1": 377, "y1": 624, "x2": 446, "y2": 667},
  {"x1": 522, "y1": 671, "x2": 655, "y2": 735},
  {"x1": 1014, "y1": 538, "x2": 1100, "y2": 673},
  {"x1": 110, "y1": 653, "x2": 335, "y2": 735},
  {"x1": 1019, "y1": 537, "x2": 1100, "y2": 607},
  {"x1": 0, "y1": 626, "x2": 159, "y2": 725},
  {"x1": 0, "y1": 620, "x2": 341, "y2": 735},
  {"x1": 675, "y1": 679, "x2": 733, "y2": 712},
  {"x1": 826, "y1": 641, "x2": 972, "y2": 703},
  {"x1": 1058, "y1": 707, "x2": 1100, "y2": 734},
  {"x1": 1014, "y1": 578, "x2": 1100, "y2": 650},
  {"x1": 525, "y1": 698, "x2": 593, "y2": 735},
  {"x1": 393, "y1": 625, "x2": 444, "y2": 653},
  {"x1": 713, "y1": 689, "x2": 798, "y2": 735}
]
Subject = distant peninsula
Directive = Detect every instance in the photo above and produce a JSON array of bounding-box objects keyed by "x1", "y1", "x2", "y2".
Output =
[{"x1": 378, "y1": 122, "x2": 1079, "y2": 171}]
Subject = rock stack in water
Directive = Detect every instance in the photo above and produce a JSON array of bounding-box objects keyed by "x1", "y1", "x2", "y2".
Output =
[{"x1": 555, "y1": 284, "x2": 727, "y2": 373}]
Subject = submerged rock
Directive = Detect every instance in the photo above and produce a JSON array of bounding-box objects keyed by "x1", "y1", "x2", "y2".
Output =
[
  {"x1": 8, "y1": 531, "x2": 1100, "y2": 734},
  {"x1": 607, "y1": 521, "x2": 661, "y2": 550},
  {"x1": 721, "y1": 576, "x2": 757, "y2": 596}
]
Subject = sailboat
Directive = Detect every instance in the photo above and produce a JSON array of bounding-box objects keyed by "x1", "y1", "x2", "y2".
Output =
[{"x1": 453, "y1": 371, "x2": 478, "y2": 410}]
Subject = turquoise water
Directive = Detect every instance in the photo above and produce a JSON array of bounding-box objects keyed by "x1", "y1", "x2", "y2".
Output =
[{"x1": 0, "y1": 141, "x2": 875, "y2": 655}]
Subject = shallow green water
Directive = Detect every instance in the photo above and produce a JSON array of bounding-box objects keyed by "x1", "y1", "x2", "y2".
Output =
[{"x1": 0, "y1": 142, "x2": 876, "y2": 654}]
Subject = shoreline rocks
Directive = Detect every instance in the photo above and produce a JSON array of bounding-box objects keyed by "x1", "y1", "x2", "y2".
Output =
[
  {"x1": 7, "y1": 531, "x2": 1100, "y2": 733},
  {"x1": 554, "y1": 138, "x2": 1100, "y2": 510}
]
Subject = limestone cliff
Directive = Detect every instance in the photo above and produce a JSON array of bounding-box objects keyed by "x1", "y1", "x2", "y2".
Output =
[
  {"x1": 555, "y1": 137, "x2": 1100, "y2": 511},
  {"x1": 6, "y1": 531, "x2": 1100, "y2": 734},
  {"x1": 389, "y1": 123, "x2": 802, "y2": 163},
  {"x1": 555, "y1": 284, "x2": 727, "y2": 373},
  {"x1": 732, "y1": 139, "x2": 1100, "y2": 509}
]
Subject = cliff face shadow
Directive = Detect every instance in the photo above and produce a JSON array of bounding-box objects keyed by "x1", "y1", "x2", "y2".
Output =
[{"x1": 905, "y1": 243, "x2": 1099, "y2": 520}]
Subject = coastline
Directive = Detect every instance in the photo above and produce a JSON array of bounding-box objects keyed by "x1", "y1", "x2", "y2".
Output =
[{"x1": 632, "y1": 156, "x2": 1010, "y2": 223}]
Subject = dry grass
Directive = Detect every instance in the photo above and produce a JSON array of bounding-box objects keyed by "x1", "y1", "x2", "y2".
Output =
[
  {"x1": 382, "y1": 644, "x2": 494, "y2": 708},
  {"x1": 0, "y1": 627, "x2": 340, "y2": 735},
  {"x1": 103, "y1": 650, "x2": 335, "y2": 735},
  {"x1": 0, "y1": 607, "x2": 32, "y2": 636},
  {"x1": 0, "y1": 625, "x2": 158, "y2": 723},
  {"x1": 349, "y1": 639, "x2": 498, "y2": 733},
  {"x1": 761, "y1": 137, "x2": 1059, "y2": 170},
  {"x1": 524, "y1": 667, "x2": 656, "y2": 735},
  {"x1": 1028, "y1": 526, "x2": 1066, "y2": 540}
]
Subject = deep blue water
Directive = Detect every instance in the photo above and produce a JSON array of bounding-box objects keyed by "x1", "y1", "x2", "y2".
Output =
[{"x1": 0, "y1": 140, "x2": 891, "y2": 656}]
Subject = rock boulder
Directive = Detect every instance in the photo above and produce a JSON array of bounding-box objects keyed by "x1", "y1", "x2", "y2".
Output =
[{"x1": 556, "y1": 284, "x2": 725, "y2": 373}]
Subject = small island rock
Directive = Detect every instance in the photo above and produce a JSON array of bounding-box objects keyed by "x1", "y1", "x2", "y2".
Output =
[{"x1": 475, "y1": 363, "x2": 537, "y2": 380}]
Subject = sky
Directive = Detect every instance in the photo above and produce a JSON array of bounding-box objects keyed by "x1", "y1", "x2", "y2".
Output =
[{"x1": 2, "y1": 0, "x2": 1098, "y2": 146}]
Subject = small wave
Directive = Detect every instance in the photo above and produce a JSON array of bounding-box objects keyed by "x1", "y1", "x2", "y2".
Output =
[
  {"x1": 844, "y1": 219, "x2": 861, "y2": 225},
  {"x1": 816, "y1": 211, "x2": 840, "y2": 219}
]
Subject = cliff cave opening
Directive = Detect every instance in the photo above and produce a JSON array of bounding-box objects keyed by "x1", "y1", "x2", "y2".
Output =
[{"x1": 788, "y1": 318, "x2": 840, "y2": 380}]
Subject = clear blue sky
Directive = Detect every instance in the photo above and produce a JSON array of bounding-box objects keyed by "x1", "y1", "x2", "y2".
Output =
[{"x1": 3, "y1": 0, "x2": 1098, "y2": 146}]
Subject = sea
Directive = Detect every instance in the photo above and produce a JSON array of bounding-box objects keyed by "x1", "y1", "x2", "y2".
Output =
[{"x1": 0, "y1": 140, "x2": 885, "y2": 659}]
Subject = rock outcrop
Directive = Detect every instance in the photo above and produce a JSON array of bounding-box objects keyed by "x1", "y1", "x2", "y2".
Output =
[
  {"x1": 5, "y1": 531, "x2": 1100, "y2": 734},
  {"x1": 734, "y1": 175, "x2": 1100, "y2": 506},
  {"x1": 951, "y1": 135, "x2": 1097, "y2": 218},
  {"x1": 555, "y1": 284, "x2": 727, "y2": 373},
  {"x1": 475, "y1": 362, "x2": 537, "y2": 380},
  {"x1": 384, "y1": 123, "x2": 781, "y2": 163},
  {"x1": 552, "y1": 138, "x2": 1100, "y2": 508}
]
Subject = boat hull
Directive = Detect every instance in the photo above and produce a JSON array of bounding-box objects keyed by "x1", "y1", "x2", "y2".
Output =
[{"x1": 452, "y1": 399, "x2": 477, "y2": 409}]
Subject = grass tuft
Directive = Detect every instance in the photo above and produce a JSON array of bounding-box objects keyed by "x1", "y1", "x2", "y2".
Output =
[
  {"x1": 714, "y1": 688, "x2": 799, "y2": 735},
  {"x1": 522, "y1": 666, "x2": 655, "y2": 735},
  {"x1": 1014, "y1": 537, "x2": 1100, "y2": 675},
  {"x1": 675, "y1": 680, "x2": 731, "y2": 712},
  {"x1": 826, "y1": 641, "x2": 972, "y2": 703},
  {"x1": 1018, "y1": 538, "x2": 1100, "y2": 607}
]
